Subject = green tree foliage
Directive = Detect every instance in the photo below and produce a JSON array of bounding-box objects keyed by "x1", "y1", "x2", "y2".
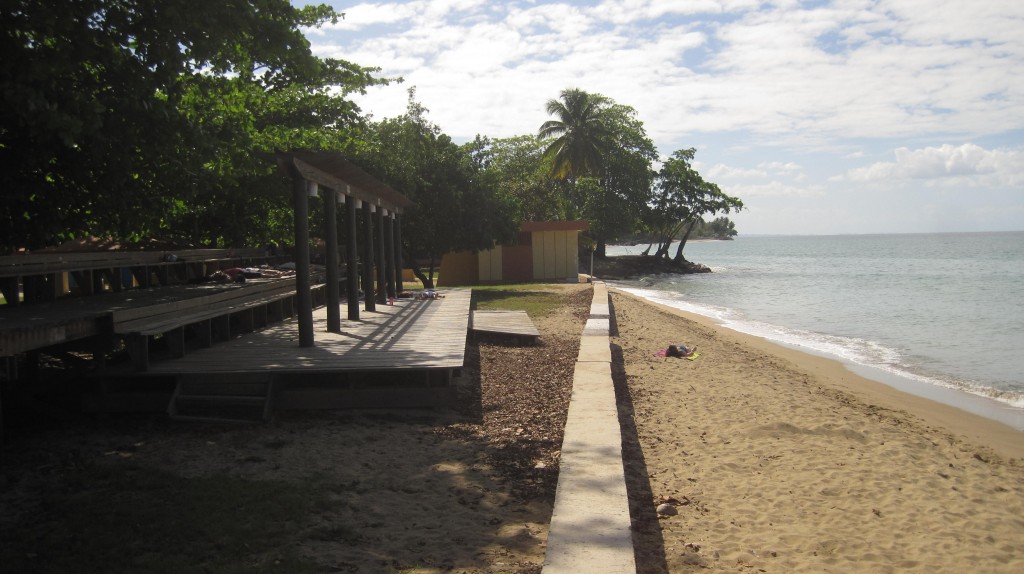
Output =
[
  {"x1": 694, "y1": 217, "x2": 739, "y2": 239},
  {"x1": 467, "y1": 135, "x2": 567, "y2": 222},
  {"x1": 537, "y1": 88, "x2": 613, "y2": 180},
  {"x1": 583, "y1": 103, "x2": 657, "y2": 255},
  {"x1": 1, "y1": 0, "x2": 385, "y2": 252},
  {"x1": 355, "y1": 92, "x2": 517, "y2": 288},
  {"x1": 649, "y1": 148, "x2": 744, "y2": 263},
  {"x1": 538, "y1": 90, "x2": 656, "y2": 256}
]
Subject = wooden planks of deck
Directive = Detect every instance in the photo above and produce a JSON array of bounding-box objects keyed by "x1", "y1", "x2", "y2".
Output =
[
  {"x1": 1, "y1": 280, "x2": 290, "y2": 357},
  {"x1": 141, "y1": 288, "x2": 473, "y2": 376}
]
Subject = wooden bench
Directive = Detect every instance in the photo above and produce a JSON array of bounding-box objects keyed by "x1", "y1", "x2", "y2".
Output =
[
  {"x1": 0, "y1": 248, "x2": 276, "y2": 305},
  {"x1": 112, "y1": 278, "x2": 315, "y2": 371}
]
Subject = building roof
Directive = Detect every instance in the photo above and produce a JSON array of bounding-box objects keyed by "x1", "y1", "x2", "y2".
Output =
[
  {"x1": 520, "y1": 220, "x2": 589, "y2": 232},
  {"x1": 271, "y1": 150, "x2": 414, "y2": 213}
]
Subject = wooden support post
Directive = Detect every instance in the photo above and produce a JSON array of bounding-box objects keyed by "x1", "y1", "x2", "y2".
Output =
[
  {"x1": 236, "y1": 308, "x2": 255, "y2": 333},
  {"x1": 25, "y1": 350, "x2": 40, "y2": 382},
  {"x1": 21, "y1": 275, "x2": 43, "y2": 303},
  {"x1": 92, "y1": 269, "x2": 105, "y2": 294},
  {"x1": 394, "y1": 213, "x2": 404, "y2": 293},
  {"x1": 70, "y1": 271, "x2": 93, "y2": 295},
  {"x1": 194, "y1": 319, "x2": 213, "y2": 348},
  {"x1": 166, "y1": 326, "x2": 186, "y2": 358},
  {"x1": 346, "y1": 192, "x2": 360, "y2": 320},
  {"x1": 324, "y1": 186, "x2": 342, "y2": 333},
  {"x1": 212, "y1": 315, "x2": 231, "y2": 342},
  {"x1": 384, "y1": 213, "x2": 396, "y2": 299},
  {"x1": 362, "y1": 201, "x2": 376, "y2": 312},
  {"x1": 126, "y1": 335, "x2": 150, "y2": 371},
  {"x1": 91, "y1": 335, "x2": 108, "y2": 371},
  {"x1": 267, "y1": 300, "x2": 283, "y2": 323},
  {"x1": 293, "y1": 175, "x2": 315, "y2": 347},
  {"x1": 0, "y1": 277, "x2": 20, "y2": 306},
  {"x1": 376, "y1": 207, "x2": 387, "y2": 305},
  {"x1": 254, "y1": 303, "x2": 268, "y2": 328}
]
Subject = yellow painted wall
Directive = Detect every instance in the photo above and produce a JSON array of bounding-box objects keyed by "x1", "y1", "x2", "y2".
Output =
[
  {"x1": 532, "y1": 230, "x2": 580, "y2": 280},
  {"x1": 564, "y1": 230, "x2": 579, "y2": 277},
  {"x1": 442, "y1": 228, "x2": 581, "y2": 284},
  {"x1": 478, "y1": 245, "x2": 503, "y2": 282}
]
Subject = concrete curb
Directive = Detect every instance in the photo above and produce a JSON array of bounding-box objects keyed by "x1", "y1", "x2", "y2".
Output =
[{"x1": 543, "y1": 282, "x2": 636, "y2": 573}]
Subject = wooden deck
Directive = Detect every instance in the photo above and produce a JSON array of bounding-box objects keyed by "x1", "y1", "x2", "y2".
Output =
[
  {"x1": 472, "y1": 310, "x2": 540, "y2": 342},
  {"x1": 0, "y1": 279, "x2": 297, "y2": 357},
  {"x1": 141, "y1": 288, "x2": 473, "y2": 376}
]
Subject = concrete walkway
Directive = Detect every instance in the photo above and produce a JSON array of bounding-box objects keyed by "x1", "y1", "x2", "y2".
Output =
[{"x1": 543, "y1": 281, "x2": 636, "y2": 573}]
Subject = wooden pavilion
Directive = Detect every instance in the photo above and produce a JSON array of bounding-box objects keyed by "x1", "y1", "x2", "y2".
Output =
[
  {"x1": 1, "y1": 151, "x2": 471, "y2": 425},
  {"x1": 272, "y1": 150, "x2": 415, "y2": 347}
]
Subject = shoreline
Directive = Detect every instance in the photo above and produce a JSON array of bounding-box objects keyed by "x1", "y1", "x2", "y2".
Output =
[{"x1": 613, "y1": 288, "x2": 1024, "y2": 460}]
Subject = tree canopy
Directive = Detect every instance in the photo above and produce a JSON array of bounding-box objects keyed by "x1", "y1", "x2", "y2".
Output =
[
  {"x1": 648, "y1": 148, "x2": 744, "y2": 262},
  {"x1": 537, "y1": 88, "x2": 613, "y2": 180},
  {"x1": 355, "y1": 92, "x2": 517, "y2": 287},
  {"x1": 535, "y1": 90, "x2": 657, "y2": 256},
  {"x1": 1, "y1": 0, "x2": 385, "y2": 253}
]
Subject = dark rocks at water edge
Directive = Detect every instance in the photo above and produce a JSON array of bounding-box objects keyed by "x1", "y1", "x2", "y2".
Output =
[{"x1": 587, "y1": 255, "x2": 712, "y2": 280}]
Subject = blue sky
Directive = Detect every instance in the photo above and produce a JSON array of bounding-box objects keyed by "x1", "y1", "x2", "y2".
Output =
[{"x1": 298, "y1": 0, "x2": 1024, "y2": 235}]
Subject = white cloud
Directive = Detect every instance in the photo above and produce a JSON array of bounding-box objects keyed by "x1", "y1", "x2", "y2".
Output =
[
  {"x1": 707, "y1": 164, "x2": 768, "y2": 179},
  {"x1": 846, "y1": 143, "x2": 1024, "y2": 186},
  {"x1": 721, "y1": 180, "x2": 825, "y2": 198},
  {"x1": 328, "y1": 2, "x2": 419, "y2": 30}
]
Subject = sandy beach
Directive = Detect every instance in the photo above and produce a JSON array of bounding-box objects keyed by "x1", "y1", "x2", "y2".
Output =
[{"x1": 612, "y1": 290, "x2": 1024, "y2": 573}]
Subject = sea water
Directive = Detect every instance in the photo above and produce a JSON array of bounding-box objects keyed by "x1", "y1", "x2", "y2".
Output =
[{"x1": 606, "y1": 232, "x2": 1024, "y2": 430}]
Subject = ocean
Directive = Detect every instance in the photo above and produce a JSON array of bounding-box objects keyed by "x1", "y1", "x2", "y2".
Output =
[{"x1": 606, "y1": 232, "x2": 1024, "y2": 431}]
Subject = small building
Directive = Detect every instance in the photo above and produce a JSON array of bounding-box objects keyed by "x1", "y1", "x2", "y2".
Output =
[{"x1": 438, "y1": 221, "x2": 588, "y2": 285}]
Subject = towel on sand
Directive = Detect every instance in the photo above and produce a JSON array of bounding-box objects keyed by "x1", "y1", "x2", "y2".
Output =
[{"x1": 654, "y1": 348, "x2": 701, "y2": 361}]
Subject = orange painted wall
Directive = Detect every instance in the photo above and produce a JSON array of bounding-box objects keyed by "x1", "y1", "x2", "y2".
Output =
[
  {"x1": 502, "y1": 244, "x2": 534, "y2": 282},
  {"x1": 437, "y1": 251, "x2": 478, "y2": 286}
]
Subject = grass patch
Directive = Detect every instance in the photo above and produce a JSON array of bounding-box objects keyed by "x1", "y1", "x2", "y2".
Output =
[
  {"x1": 1, "y1": 461, "x2": 323, "y2": 574},
  {"x1": 471, "y1": 284, "x2": 569, "y2": 317}
]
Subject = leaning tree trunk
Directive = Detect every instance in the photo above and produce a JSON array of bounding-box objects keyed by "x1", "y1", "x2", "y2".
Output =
[
  {"x1": 405, "y1": 248, "x2": 436, "y2": 289},
  {"x1": 672, "y1": 219, "x2": 699, "y2": 264},
  {"x1": 656, "y1": 221, "x2": 684, "y2": 261}
]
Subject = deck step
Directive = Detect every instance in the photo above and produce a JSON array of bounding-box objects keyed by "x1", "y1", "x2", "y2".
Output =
[
  {"x1": 167, "y1": 414, "x2": 263, "y2": 425},
  {"x1": 168, "y1": 377, "x2": 276, "y2": 423},
  {"x1": 176, "y1": 394, "x2": 268, "y2": 405}
]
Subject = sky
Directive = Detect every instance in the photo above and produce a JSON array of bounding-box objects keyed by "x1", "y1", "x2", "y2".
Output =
[{"x1": 298, "y1": 0, "x2": 1024, "y2": 235}]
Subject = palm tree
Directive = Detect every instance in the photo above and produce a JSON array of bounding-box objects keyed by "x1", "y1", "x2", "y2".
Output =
[{"x1": 537, "y1": 88, "x2": 613, "y2": 180}]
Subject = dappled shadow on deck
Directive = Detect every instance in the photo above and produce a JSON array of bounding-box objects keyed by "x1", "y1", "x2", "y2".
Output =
[{"x1": 139, "y1": 289, "x2": 472, "y2": 376}]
